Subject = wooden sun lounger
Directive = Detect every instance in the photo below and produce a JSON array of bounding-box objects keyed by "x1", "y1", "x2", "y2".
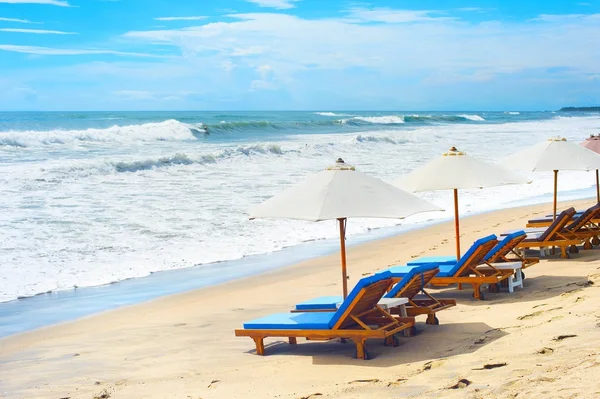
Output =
[
  {"x1": 383, "y1": 265, "x2": 456, "y2": 325},
  {"x1": 516, "y1": 207, "x2": 583, "y2": 259},
  {"x1": 526, "y1": 203, "x2": 600, "y2": 228},
  {"x1": 484, "y1": 230, "x2": 539, "y2": 272},
  {"x1": 429, "y1": 235, "x2": 513, "y2": 300},
  {"x1": 235, "y1": 271, "x2": 415, "y2": 360},
  {"x1": 292, "y1": 264, "x2": 456, "y2": 326}
]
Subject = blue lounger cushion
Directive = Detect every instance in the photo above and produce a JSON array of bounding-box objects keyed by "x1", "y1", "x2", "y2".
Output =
[
  {"x1": 435, "y1": 264, "x2": 460, "y2": 277},
  {"x1": 243, "y1": 311, "x2": 335, "y2": 330},
  {"x1": 485, "y1": 230, "x2": 525, "y2": 261},
  {"x1": 294, "y1": 264, "x2": 439, "y2": 311},
  {"x1": 295, "y1": 296, "x2": 341, "y2": 311},
  {"x1": 407, "y1": 256, "x2": 456, "y2": 266},
  {"x1": 384, "y1": 263, "x2": 439, "y2": 297},
  {"x1": 245, "y1": 271, "x2": 394, "y2": 330},
  {"x1": 408, "y1": 231, "x2": 525, "y2": 266},
  {"x1": 386, "y1": 263, "x2": 455, "y2": 278}
]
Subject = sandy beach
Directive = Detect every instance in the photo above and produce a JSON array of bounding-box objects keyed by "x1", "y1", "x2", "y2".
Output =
[{"x1": 2, "y1": 198, "x2": 600, "y2": 399}]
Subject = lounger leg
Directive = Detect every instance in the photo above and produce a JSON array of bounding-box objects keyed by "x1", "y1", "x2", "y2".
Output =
[
  {"x1": 472, "y1": 284, "x2": 484, "y2": 300},
  {"x1": 289, "y1": 337, "x2": 297, "y2": 345},
  {"x1": 426, "y1": 314, "x2": 440, "y2": 325},
  {"x1": 560, "y1": 246, "x2": 570, "y2": 259},
  {"x1": 353, "y1": 338, "x2": 368, "y2": 360},
  {"x1": 252, "y1": 337, "x2": 265, "y2": 355},
  {"x1": 569, "y1": 245, "x2": 579, "y2": 254},
  {"x1": 584, "y1": 239, "x2": 593, "y2": 250},
  {"x1": 458, "y1": 283, "x2": 463, "y2": 290},
  {"x1": 592, "y1": 236, "x2": 600, "y2": 246}
]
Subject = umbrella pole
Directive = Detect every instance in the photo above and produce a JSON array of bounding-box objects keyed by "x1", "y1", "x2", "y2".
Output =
[
  {"x1": 454, "y1": 189, "x2": 460, "y2": 261},
  {"x1": 553, "y1": 170, "x2": 558, "y2": 221},
  {"x1": 596, "y1": 170, "x2": 599, "y2": 203},
  {"x1": 338, "y1": 218, "x2": 348, "y2": 299}
]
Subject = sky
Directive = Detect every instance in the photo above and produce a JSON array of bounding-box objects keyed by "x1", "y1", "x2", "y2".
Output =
[{"x1": 0, "y1": 0, "x2": 599, "y2": 111}]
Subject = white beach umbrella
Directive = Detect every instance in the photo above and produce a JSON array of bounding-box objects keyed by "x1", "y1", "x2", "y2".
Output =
[
  {"x1": 396, "y1": 147, "x2": 529, "y2": 260},
  {"x1": 501, "y1": 136, "x2": 600, "y2": 219},
  {"x1": 580, "y1": 135, "x2": 600, "y2": 203},
  {"x1": 250, "y1": 158, "x2": 442, "y2": 298}
]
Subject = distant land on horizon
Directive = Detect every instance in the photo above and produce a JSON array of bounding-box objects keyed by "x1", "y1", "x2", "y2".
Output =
[{"x1": 559, "y1": 106, "x2": 600, "y2": 112}]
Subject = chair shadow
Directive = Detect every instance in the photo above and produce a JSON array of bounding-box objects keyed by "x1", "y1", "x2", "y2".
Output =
[
  {"x1": 425, "y1": 273, "x2": 592, "y2": 306},
  {"x1": 244, "y1": 321, "x2": 505, "y2": 367}
]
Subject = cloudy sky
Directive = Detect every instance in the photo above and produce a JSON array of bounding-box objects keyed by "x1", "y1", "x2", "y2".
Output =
[{"x1": 1, "y1": 0, "x2": 599, "y2": 111}]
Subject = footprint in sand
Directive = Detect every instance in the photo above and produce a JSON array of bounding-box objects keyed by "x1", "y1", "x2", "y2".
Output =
[
  {"x1": 537, "y1": 347, "x2": 554, "y2": 354},
  {"x1": 552, "y1": 334, "x2": 577, "y2": 341},
  {"x1": 448, "y1": 379, "x2": 472, "y2": 389},
  {"x1": 518, "y1": 307, "x2": 562, "y2": 320}
]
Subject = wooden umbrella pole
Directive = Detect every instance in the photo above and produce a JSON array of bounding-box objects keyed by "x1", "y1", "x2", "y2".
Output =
[
  {"x1": 596, "y1": 169, "x2": 599, "y2": 203},
  {"x1": 553, "y1": 170, "x2": 558, "y2": 221},
  {"x1": 338, "y1": 218, "x2": 348, "y2": 299},
  {"x1": 454, "y1": 189, "x2": 460, "y2": 261}
]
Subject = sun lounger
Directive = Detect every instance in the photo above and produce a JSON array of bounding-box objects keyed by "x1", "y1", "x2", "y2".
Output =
[
  {"x1": 293, "y1": 264, "x2": 456, "y2": 325},
  {"x1": 235, "y1": 271, "x2": 415, "y2": 360},
  {"x1": 408, "y1": 230, "x2": 537, "y2": 286},
  {"x1": 382, "y1": 235, "x2": 512, "y2": 300},
  {"x1": 526, "y1": 203, "x2": 600, "y2": 228},
  {"x1": 407, "y1": 230, "x2": 538, "y2": 270},
  {"x1": 426, "y1": 235, "x2": 512, "y2": 300},
  {"x1": 512, "y1": 207, "x2": 583, "y2": 259},
  {"x1": 519, "y1": 204, "x2": 600, "y2": 250}
]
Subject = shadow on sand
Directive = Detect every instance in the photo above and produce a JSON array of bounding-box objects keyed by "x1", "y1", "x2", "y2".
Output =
[{"x1": 243, "y1": 321, "x2": 505, "y2": 367}]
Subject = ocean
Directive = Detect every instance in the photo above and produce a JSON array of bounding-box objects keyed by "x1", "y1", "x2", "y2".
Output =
[{"x1": 1, "y1": 110, "x2": 600, "y2": 306}]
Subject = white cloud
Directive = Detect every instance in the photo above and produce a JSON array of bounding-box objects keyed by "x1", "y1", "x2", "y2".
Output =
[
  {"x1": 250, "y1": 79, "x2": 277, "y2": 90},
  {"x1": 344, "y1": 7, "x2": 453, "y2": 23},
  {"x1": 0, "y1": 28, "x2": 76, "y2": 34},
  {"x1": 155, "y1": 16, "x2": 207, "y2": 21},
  {"x1": 0, "y1": 44, "x2": 161, "y2": 57},
  {"x1": 0, "y1": 17, "x2": 39, "y2": 23},
  {"x1": 0, "y1": 0, "x2": 71, "y2": 6},
  {"x1": 230, "y1": 46, "x2": 266, "y2": 56},
  {"x1": 245, "y1": 0, "x2": 300, "y2": 10},
  {"x1": 221, "y1": 60, "x2": 235, "y2": 71},
  {"x1": 121, "y1": 10, "x2": 600, "y2": 86}
]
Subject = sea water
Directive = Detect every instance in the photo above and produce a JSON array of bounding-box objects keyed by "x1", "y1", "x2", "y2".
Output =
[{"x1": 1, "y1": 110, "x2": 600, "y2": 304}]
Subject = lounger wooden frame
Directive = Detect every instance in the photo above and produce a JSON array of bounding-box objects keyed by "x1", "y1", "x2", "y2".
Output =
[
  {"x1": 291, "y1": 269, "x2": 456, "y2": 325},
  {"x1": 486, "y1": 233, "x2": 539, "y2": 270},
  {"x1": 387, "y1": 268, "x2": 456, "y2": 325},
  {"x1": 525, "y1": 203, "x2": 600, "y2": 228},
  {"x1": 429, "y1": 238, "x2": 512, "y2": 300},
  {"x1": 235, "y1": 278, "x2": 415, "y2": 360},
  {"x1": 517, "y1": 208, "x2": 582, "y2": 259}
]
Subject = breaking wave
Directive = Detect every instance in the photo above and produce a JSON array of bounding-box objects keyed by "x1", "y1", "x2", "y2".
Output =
[
  {"x1": 0, "y1": 114, "x2": 492, "y2": 149},
  {"x1": 0, "y1": 119, "x2": 199, "y2": 148},
  {"x1": 44, "y1": 144, "x2": 287, "y2": 177}
]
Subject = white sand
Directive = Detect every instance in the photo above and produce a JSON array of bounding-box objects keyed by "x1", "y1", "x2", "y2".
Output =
[{"x1": 1, "y1": 199, "x2": 600, "y2": 399}]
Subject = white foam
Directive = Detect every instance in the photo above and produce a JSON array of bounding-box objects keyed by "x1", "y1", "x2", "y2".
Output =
[
  {"x1": 505, "y1": 111, "x2": 521, "y2": 115},
  {"x1": 0, "y1": 119, "x2": 196, "y2": 148},
  {"x1": 459, "y1": 114, "x2": 485, "y2": 121},
  {"x1": 351, "y1": 115, "x2": 405, "y2": 124},
  {"x1": 1, "y1": 115, "x2": 600, "y2": 302}
]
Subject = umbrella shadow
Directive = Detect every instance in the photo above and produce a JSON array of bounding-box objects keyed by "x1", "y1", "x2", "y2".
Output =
[{"x1": 246, "y1": 321, "x2": 505, "y2": 367}]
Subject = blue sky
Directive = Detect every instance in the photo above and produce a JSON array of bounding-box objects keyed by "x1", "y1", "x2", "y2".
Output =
[{"x1": 0, "y1": 0, "x2": 599, "y2": 111}]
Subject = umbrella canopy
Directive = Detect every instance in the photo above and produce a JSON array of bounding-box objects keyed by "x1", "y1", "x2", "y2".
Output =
[
  {"x1": 580, "y1": 135, "x2": 600, "y2": 202},
  {"x1": 501, "y1": 136, "x2": 600, "y2": 219},
  {"x1": 250, "y1": 158, "x2": 442, "y2": 298},
  {"x1": 396, "y1": 147, "x2": 529, "y2": 260}
]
